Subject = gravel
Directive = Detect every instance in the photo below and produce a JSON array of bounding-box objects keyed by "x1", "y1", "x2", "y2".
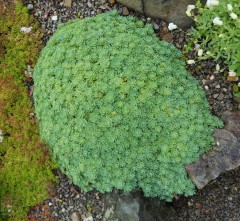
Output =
[
  {"x1": 28, "y1": 170, "x2": 103, "y2": 221},
  {"x1": 25, "y1": 0, "x2": 239, "y2": 220}
]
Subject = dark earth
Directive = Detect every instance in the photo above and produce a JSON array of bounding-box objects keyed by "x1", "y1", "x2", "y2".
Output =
[{"x1": 25, "y1": 0, "x2": 240, "y2": 220}]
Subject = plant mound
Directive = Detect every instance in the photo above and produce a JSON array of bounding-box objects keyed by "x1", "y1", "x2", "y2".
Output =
[{"x1": 34, "y1": 11, "x2": 222, "y2": 200}]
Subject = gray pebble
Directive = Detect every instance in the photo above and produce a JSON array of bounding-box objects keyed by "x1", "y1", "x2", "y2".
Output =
[
  {"x1": 217, "y1": 93, "x2": 224, "y2": 101},
  {"x1": 122, "y1": 7, "x2": 129, "y2": 16},
  {"x1": 87, "y1": 1, "x2": 93, "y2": 8},
  {"x1": 152, "y1": 21, "x2": 160, "y2": 30}
]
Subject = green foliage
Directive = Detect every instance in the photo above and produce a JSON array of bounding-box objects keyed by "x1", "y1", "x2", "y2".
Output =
[
  {"x1": 188, "y1": 0, "x2": 240, "y2": 75},
  {"x1": 0, "y1": 0, "x2": 42, "y2": 84},
  {"x1": 0, "y1": 1, "x2": 56, "y2": 220},
  {"x1": 34, "y1": 11, "x2": 223, "y2": 201}
]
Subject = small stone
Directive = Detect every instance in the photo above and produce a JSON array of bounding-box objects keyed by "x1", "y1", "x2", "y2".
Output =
[
  {"x1": 215, "y1": 84, "x2": 220, "y2": 89},
  {"x1": 195, "y1": 203, "x2": 201, "y2": 209},
  {"x1": 64, "y1": 0, "x2": 72, "y2": 7},
  {"x1": 210, "y1": 75, "x2": 215, "y2": 80},
  {"x1": 204, "y1": 85, "x2": 209, "y2": 90},
  {"x1": 202, "y1": 79, "x2": 207, "y2": 85},
  {"x1": 87, "y1": 1, "x2": 93, "y2": 7},
  {"x1": 217, "y1": 93, "x2": 224, "y2": 101},
  {"x1": 52, "y1": 15, "x2": 58, "y2": 21},
  {"x1": 227, "y1": 76, "x2": 239, "y2": 82},
  {"x1": 122, "y1": 7, "x2": 129, "y2": 16},
  {"x1": 71, "y1": 212, "x2": 81, "y2": 221},
  {"x1": 27, "y1": 4, "x2": 33, "y2": 9},
  {"x1": 49, "y1": 202, "x2": 53, "y2": 206},
  {"x1": 83, "y1": 216, "x2": 93, "y2": 221},
  {"x1": 159, "y1": 33, "x2": 173, "y2": 43},
  {"x1": 147, "y1": 17, "x2": 151, "y2": 22},
  {"x1": 213, "y1": 94, "x2": 219, "y2": 99},
  {"x1": 228, "y1": 196, "x2": 233, "y2": 201},
  {"x1": 223, "y1": 88, "x2": 227, "y2": 92},
  {"x1": 152, "y1": 21, "x2": 160, "y2": 30}
]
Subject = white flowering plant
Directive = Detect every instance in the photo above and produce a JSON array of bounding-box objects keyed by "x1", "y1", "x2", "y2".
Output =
[{"x1": 186, "y1": 0, "x2": 240, "y2": 78}]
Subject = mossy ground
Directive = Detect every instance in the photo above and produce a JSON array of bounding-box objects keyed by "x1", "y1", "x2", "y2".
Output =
[{"x1": 0, "y1": 1, "x2": 56, "y2": 220}]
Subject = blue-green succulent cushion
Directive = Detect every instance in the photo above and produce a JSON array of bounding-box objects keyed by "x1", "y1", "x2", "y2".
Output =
[{"x1": 33, "y1": 11, "x2": 223, "y2": 201}]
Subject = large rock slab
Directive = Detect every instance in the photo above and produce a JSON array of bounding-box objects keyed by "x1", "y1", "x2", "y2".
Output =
[
  {"x1": 118, "y1": 0, "x2": 143, "y2": 13},
  {"x1": 117, "y1": 0, "x2": 201, "y2": 29},
  {"x1": 185, "y1": 111, "x2": 240, "y2": 189},
  {"x1": 221, "y1": 110, "x2": 240, "y2": 139},
  {"x1": 103, "y1": 190, "x2": 178, "y2": 221}
]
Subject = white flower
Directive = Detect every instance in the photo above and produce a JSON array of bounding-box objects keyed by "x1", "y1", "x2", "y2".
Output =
[
  {"x1": 198, "y1": 49, "x2": 203, "y2": 56},
  {"x1": 228, "y1": 70, "x2": 236, "y2": 77},
  {"x1": 206, "y1": 0, "x2": 219, "y2": 8},
  {"x1": 51, "y1": 15, "x2": 58, "y2": 21},
  {"x1": 20, "y1": 26, "x2": 32, "y2": 33},
  {"x1": 230, "y1": 12, "x2": 238, "y2": 19},
  {"x1": 186, "y1": 11, "x2": 192, "y2": 17},
  {"x1": 213, "y1": 17, "x2": 223, "y2": 25},
  {"x1": 187, "y1": 60, "x2": 195, "y2": 64},
  {"x1": 187, "y1": 5, "x2": 195, "y2": 11},
  {"x1": 218, "y1": 34, "x2": 224, "y2": 38},
  {"x1": 216, "y1": 64, "x2": 220, "y2": 71},
  {"x1": 168, "y1": 23, "x2": 178, "y2": 31},
  {"x1": 227, "y1": 4, "x2": 233, "y2": 11}
]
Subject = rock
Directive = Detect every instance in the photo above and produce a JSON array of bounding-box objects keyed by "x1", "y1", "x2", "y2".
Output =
[
  {"x1": 51, "y1": 15, "x2": 58, "y2": 21},
  {"x1": 213, "y1": 94, "x2": 219, "y2": 99},
  {"x1": 159, "y1": 33, "x2": 173, "y2": 42},
  {"x1": 185, "y1": 128, "x2": 240, "y2": 189},
  {"x1": 116, "y1": 0, "x2": 200, "y2": 29},
  {"x1": 87, "y1": 1, "x2": 93, "y2": 8},
  {"x1": 83, "y1": 216, "x2": 93, "y2": 221},
  {"x1": 103, "y1": 190, "x2": 178, "y2": 221},
  {"x1": 117, "y1": 0, "x2": 143, "y2": 13},
  {"x1": 152, "y1": 21, "x2": 160, "y2": 30},
  {"x1": 71, "y1": 212, "x2": 81, "y2": 221},
  {"x1": 122, "y1": 6, "x2": 129, "y2": 15},
  {"x1": 217, "y1": 93, "x2": 224, "y2": 101},
  {"x1": 221, "y1": 111, "x2": 240, "y2": 139},
  {"x1": 64, "y1": 0, "x2": 72, "y2": 7},
  {"x1": 27, "y1": 4, "x2": 33, "y2": 9},
  {"x1": 210, "y1": 75, "x2": 215, "y2": 80}
]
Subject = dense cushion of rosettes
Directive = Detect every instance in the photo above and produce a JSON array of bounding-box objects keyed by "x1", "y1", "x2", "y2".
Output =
[{"x1": 33, "y1": 11, "x2": 222, "y2": 201}]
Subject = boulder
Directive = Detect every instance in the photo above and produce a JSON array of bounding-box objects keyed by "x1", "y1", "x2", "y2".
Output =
[
  {"x1": 221, "y1": 111, "x2": 240, "y2": 139},
  {"x1": 116, "y1": 0, "x2": 202, "y2": 29},
  {"x1": 103, "y1": 190, "x2": 178, "y2": 221},
  {"x1": 185, "y1": 111, "x2": 240, "y2": 189}
]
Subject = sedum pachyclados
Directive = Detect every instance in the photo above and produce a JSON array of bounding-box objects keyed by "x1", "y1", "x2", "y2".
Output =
[{"x1": 33, "y1": 11, "x2": 222, "y2": 201}]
